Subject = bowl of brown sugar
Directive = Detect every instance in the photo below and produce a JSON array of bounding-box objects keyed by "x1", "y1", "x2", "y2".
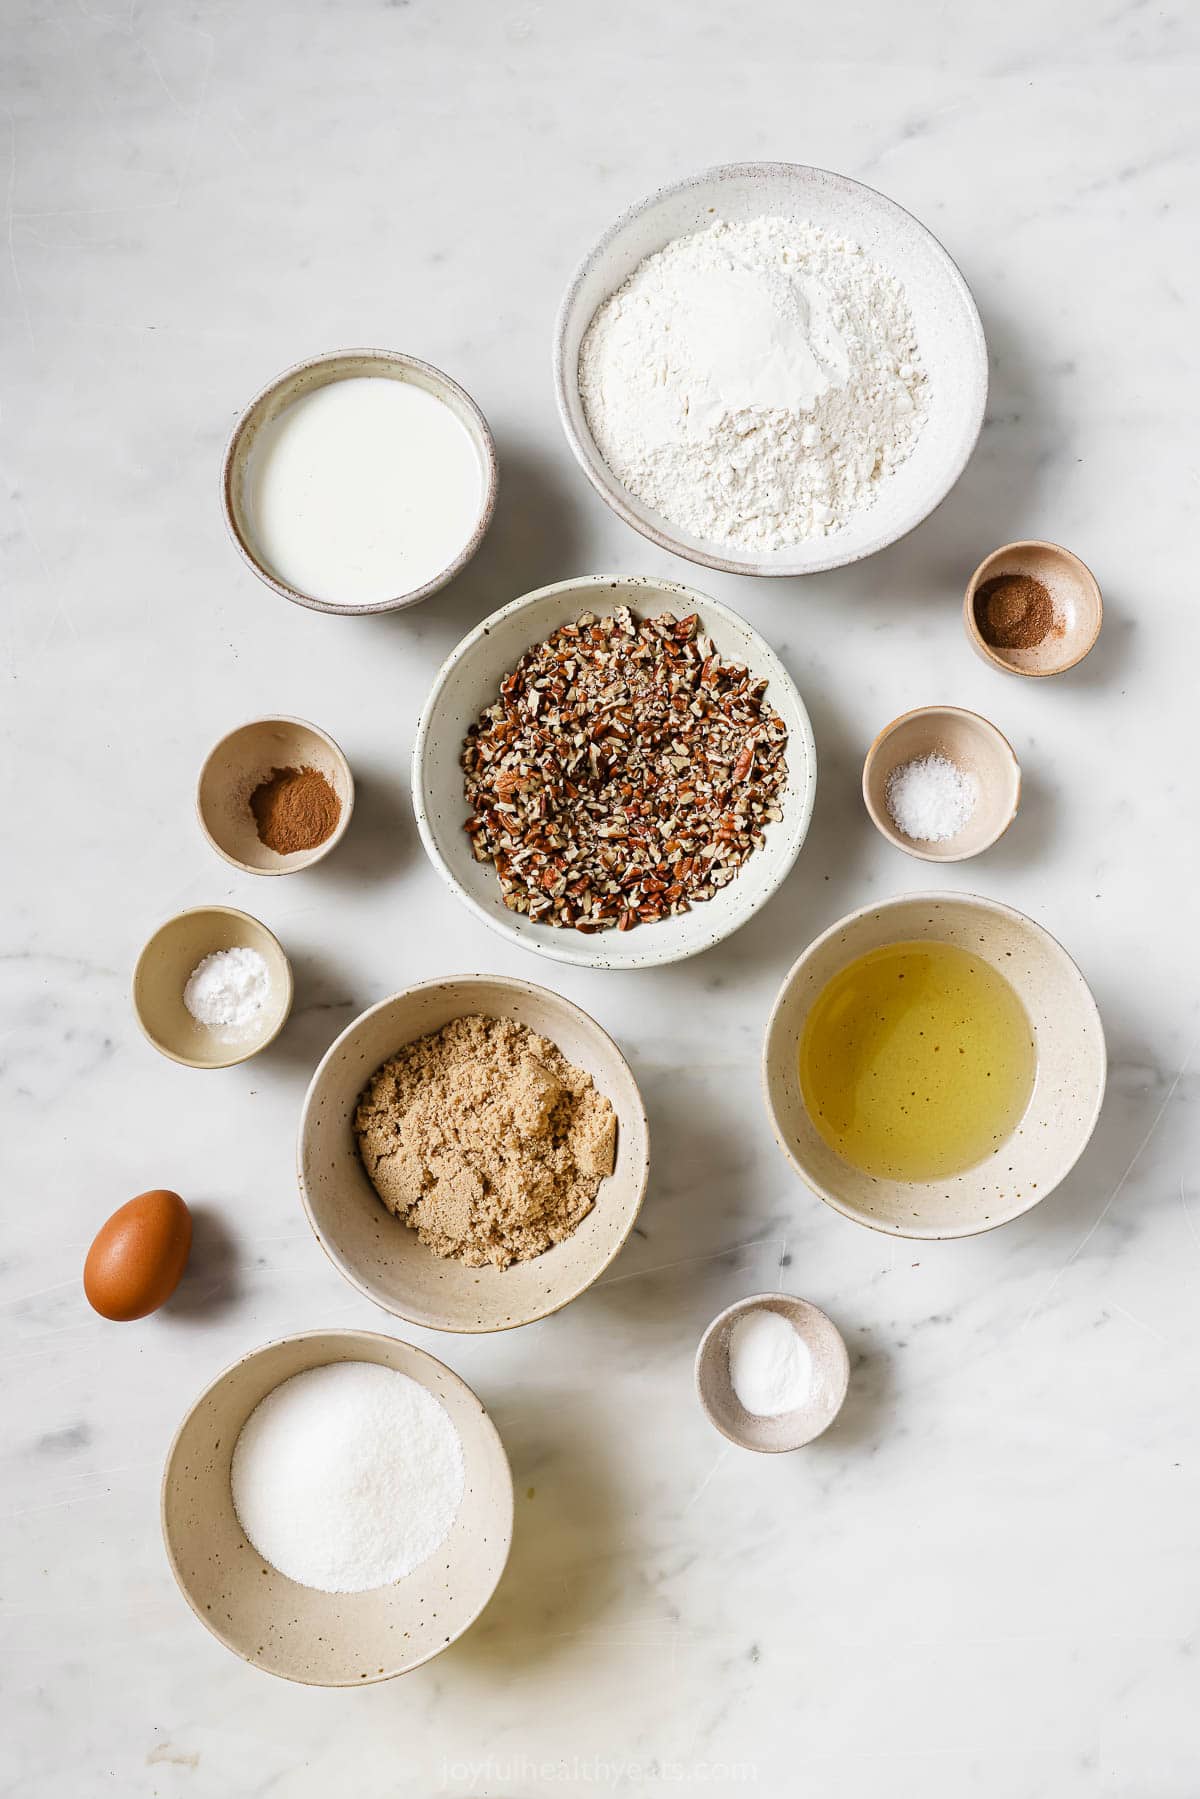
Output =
[
  {"x1": 964, "y1": 540, "x2": 1102, "y2": 677},
  {"x1": 298, "y1": 975, "x2": 650, "y2": 1332},
  {"x1": 198, "y1": 715, "x2": 354, "y2": 874}
]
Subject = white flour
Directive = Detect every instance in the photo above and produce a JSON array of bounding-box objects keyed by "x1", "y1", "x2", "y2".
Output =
[{"x1": 579, "y1": 217, "x2": 928, "y2": 550}]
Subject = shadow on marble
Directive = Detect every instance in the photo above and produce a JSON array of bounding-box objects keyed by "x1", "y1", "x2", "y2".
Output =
[
  {"x1": 267, "y1": 948, "x2": 364, "y2": 1076},
  {"x1": 305, "y1": 759, "x2": 412, "y2": 891},
  {"x1": 977, "y1": 764, "x2": 1057, "y2": 875},
  {"x1": 165, "y1": 1206, "x2": 241, "y2": 1322},
  {"x1": 813, "y1": 1325, "x2": 892, "y2": 1455},
  {"x1": 810, "y1": 303, "x2": 1055, "y2": 613},
  {"x1": 436, "y1": 1425, "x2": 622, "y2": 1679}
]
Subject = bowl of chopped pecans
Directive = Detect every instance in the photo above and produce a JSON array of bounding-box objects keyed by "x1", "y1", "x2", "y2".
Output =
[{"x1": 413, "y1": 575, "x2": 817, "y2": 969}]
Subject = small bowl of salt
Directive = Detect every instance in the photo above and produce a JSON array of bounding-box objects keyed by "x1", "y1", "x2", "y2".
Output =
[
  {"x1": 862, "y1": 704, "x2": 1021, "y2": 863},
  {"x1": 132, "y1": 905, "x2": 293, "y2": 1068},
  {"x1": 695, "y1": 1293, "x2": 850, "y2": 1453}
]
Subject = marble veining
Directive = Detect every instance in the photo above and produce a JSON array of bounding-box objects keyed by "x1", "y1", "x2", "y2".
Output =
[{"x1": 2, "y1": 1, "x2": 1198, "y2": 1794}]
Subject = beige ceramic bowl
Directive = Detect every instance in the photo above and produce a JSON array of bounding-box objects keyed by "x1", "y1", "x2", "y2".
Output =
[
  {"x1": 197, "y1": 715, "x2": 354, "y2": 875},
  {"x1": 862, "y1": 705, "x2": 1020, "y2": 862},
  {"x1": 132, "y1": 906, "x2": 293, "y2": 1069},
  {"x1": 965, "y1": 540, "x2": 1102, "y2": 676},
  {"x1": 298, "y1": 976, "x2": 650, "y2": 1331},
  {"x1": 161, "y1": 1329, "x2": 513, "y2": 1685},
  {"x1": 222, "y1": 349, "x2": 498, "y2": 615},
  {"x1": 695, "y1": 1293, "x2": 850, "y2": 1452},
  {"x1": 763, "y1": 893, "x2": 1106, "y2": 1239}
]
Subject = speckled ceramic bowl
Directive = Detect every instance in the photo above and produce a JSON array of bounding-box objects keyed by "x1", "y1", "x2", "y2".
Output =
[
  {"x1": 413, "y1": 574, "x2": 817, "y2": 970},
  {"x1": 763, "y1": 893, "x2": 1106, "y2": 1239},
  {"x1": 298, "y1": 976, "x2": 650, "y2": 1331},
  {"x1": 695, "y1": 1293, "x2": 850, "y2": 1452},
  {"x1": 222, "y1": 349, "x2": 498, "y2": 615},
  {"x1": 161, "y1": 1329, "x2": 513, "y2": 1685},
  {"x1": 862, "y1": 705, "x2": 1021, "y2": 862},
  {"x1": 197, "y1": 715, "x2": 354, "y2": 875},
  {"x1": 132, "y1": 906, "x2": 293, "y2": 1069},
  {"x1": 964, "y1": 540, "x2": 1103, "y2": 677},
  {"x1": 555, "y1": 163, "x2": 987, "y2": 577}
]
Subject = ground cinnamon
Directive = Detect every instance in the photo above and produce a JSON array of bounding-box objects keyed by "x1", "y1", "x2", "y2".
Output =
[
  {"x1": 974, "y1": 573, "x2": 1059, "y2": 650},
  {"x1": 250, "y1": 765, "x2": 340, "y2": 854}
]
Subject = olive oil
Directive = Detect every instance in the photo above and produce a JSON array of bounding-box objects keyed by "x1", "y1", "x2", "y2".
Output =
[{"x1": 799, "y1": 940, "x2": 1036, "y2": 1182}]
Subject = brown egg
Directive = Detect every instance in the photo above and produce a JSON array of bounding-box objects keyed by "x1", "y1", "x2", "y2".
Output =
[{"x1": 84, "y1": 1189, "x2": 193, "y2": 1321}]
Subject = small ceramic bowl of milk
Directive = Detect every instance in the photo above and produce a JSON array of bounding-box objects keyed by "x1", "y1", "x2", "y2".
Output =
[{"x1": 223, "y1": 350, "x2": 498, "y2": 614}]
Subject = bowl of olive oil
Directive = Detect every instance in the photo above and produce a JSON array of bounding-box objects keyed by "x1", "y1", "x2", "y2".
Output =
[{"x1": 763, "y1": 894, "x2": 1105, "y2": 1238}]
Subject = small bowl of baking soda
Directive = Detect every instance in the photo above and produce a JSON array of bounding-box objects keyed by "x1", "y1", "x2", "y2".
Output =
[
  {"x1": 695, "y1": 1293, "x2": 850, "y2": 1453},
  {"x1": 862, "y1": 705, "x2": 1021, "y2": 863}
]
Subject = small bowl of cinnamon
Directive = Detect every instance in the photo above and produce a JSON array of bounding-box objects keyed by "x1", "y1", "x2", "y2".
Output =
[
  {"x1": 964, "y1": 540, "x2": 1102, "y2": 677},
  {"x1": 198, "y1": 715, "x2": 354, "y2": 874}
]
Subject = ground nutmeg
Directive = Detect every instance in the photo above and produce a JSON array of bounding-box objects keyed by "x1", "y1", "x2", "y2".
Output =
[
  {"x1": 250, "y1": 764, "x2": 341, "y2": 854},
  {"x1": 974, "y1": 572, "x2": 1060, "y2": 651}
]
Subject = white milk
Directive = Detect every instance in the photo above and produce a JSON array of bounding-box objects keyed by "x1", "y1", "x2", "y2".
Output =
[{"x1": 245, "y1": 376, "x2": 483, "y2": 605}]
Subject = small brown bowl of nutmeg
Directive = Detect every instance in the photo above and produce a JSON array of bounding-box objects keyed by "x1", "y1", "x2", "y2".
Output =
[
  {"x1": 197, "y1": 715, "x2": 354, "y2": 874},
  {"x1": 964, "y1": 540, "x2": 1102, "y2": 677}
]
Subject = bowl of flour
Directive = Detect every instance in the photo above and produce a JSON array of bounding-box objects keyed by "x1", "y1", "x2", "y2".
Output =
[{"x1": 555, "y1": 163, "x2": 987, "y2": 577}]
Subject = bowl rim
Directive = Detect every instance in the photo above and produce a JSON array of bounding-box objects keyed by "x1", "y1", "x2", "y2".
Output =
[
  {"x1": 296, "y1": 973, "x2": 651, "y2": 1331},
  {"x1": 694, "y1": 1291, "x2": 850, "y2": 1453},
  {"x1": 196, "y1": 714, "x2": 356, "y2": 875},
  {"x1": 553, "y1": 160, "x2": 988, "y2": 578},
  {"x1": 131, "y1": 904, "x2": 294, "y2": 1070},
  {"x1": 220, "y1": 347, "x2": 499, "y2": 616},
  {"x1": 861, "y1": 704, "x2": 1022, "y2": 864},
  {"x1": 761, "y1": 890, "x2": 1107, "y2": 1240},
  {"x1": 411, "y1": 572, "x2": 818, "y2": 970},
  {"x1": 159, "y1": 1326, "x2": 515, "y2": 1686},
  {"x1": 963, "y1": 539, "x2": 1104, "y2": 677}
]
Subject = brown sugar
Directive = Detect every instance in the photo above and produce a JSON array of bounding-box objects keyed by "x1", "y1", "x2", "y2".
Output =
[
  {"x1": 974, "y1": 573, "x2": 1060, "y2": 650},
  {"x1": 353, "y1": 1015, "x2": 617, "y2": 1269},
  {"x1": 250, "y1": 765, "x2": 341, "y2": 854}
]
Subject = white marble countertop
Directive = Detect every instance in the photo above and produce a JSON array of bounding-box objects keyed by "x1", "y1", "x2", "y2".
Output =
[{"x1": 3, "y1": 2, "x2": 1197, "y2": 1793}]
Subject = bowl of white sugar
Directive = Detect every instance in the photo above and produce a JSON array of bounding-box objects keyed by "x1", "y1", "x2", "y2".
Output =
[
  {"x1": 223, "y1": 349, "x2": 498, "y2": 614},
  {"x1": 555, "y1": 163, "x2": 987, "y2": 578},
  {"x1": 161, "y1": 1329, "x2": 513, "y2": 1684}
]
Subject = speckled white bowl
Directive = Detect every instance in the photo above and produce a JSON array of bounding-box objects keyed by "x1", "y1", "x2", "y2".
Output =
[
  {"x1": 763, "y1": 893, "x2": 1106, "y2": 1239},
  {"x1": 413, "y1": 574, "x2": 817, "y2": 970},
  {"x1": 555, "y1": 163, "x2": 987, "y2": 577},
  {"x1": 298, "y1": 976, "x2": 650, "y2": 1331},
  {"x1": 696, "y1": 1293, "x2": 850, "y2": 1452},
  {"x1": 161, "y1": 1329, "x2": 513, "y2": 1685}
]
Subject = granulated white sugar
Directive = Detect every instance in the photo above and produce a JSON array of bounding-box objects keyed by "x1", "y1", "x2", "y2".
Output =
[{"x1": 230, "y1": 1362, "x2": 465, "y2": 1593}]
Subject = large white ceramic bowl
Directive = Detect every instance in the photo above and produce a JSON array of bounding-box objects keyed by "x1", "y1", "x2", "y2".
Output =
[
  {"x1": 763, "y1": 893, "x2": 1106, "y2": 1239},
  {"x1": 412, "y1": 575, "x2": 817, "y2": 970},
  {"x1": 555, "y1": 163, "x2": 987, "y2": 577}
]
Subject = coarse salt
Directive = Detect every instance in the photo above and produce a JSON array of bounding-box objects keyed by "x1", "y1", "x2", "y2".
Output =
[
  {"x1": 230, "y1": 1362, "x2": 465, "y2": 1594},
  {"x1": 885, "y1": 753, "x2": 977, "y2": 843}
]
